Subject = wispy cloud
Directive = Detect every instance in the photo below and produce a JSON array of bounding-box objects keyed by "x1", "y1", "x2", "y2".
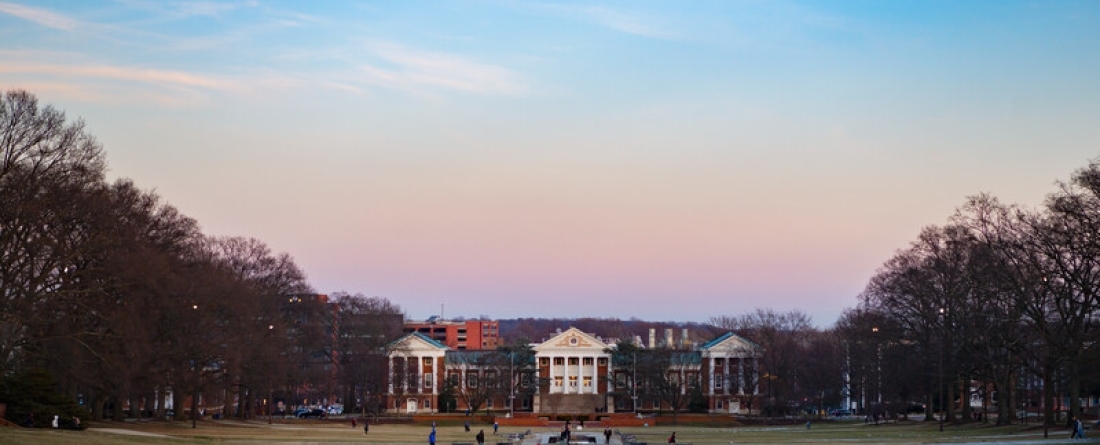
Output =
[
  {"x1": 0, "y1": 62, "x2": 241, "y2": 91},
  {"x1": 528, "y1": 2, "x2": 675, "y2": 39},
  {"x1": 356, "y1": 42, "x2": 530, "y2": 96},
  {"x1": 0, "y1": 2, "x2": 78, "y2": 31}
]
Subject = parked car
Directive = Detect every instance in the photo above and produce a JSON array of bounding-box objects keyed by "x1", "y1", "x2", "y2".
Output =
[{"x1": 297, "y1": 408, "x2": 325, "y2": 419}]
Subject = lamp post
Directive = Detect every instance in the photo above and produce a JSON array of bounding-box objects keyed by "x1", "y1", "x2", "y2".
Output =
[
  {"x1": 938, "y1": 307, "x2": 945, "y2": 432},
  {"x1": 509, "y1": 351, "x2": 515, "y2": 418},
  {"x1": 872, "y1": 326, "x2": 881, "y2": 422},
  {"x1": 632, "y1": 352, "x2": 638, "y2": 414}
]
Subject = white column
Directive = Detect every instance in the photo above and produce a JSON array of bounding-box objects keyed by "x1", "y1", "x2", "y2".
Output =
[
  {"x1": 388, "y1": 356, "x2": 394, "y2": 394},
  {"x1": 723, "y1": 356, "x2": 730, "y2": 395},
  {"x1": 416, "y1": 355, "x2": 422, "y2": 394},
  {"x1": 708, "y1": 358, "x2": 717, "y2": 395},
  {"x1": 548, "y1": 356, "x2": 555, "y2": 394},
  {"x1": 591, "y1": 354, "x2": 597, "y2": 394},
  {"x1": 564, "y1": 356, "x2": 571, "y2": 394}
]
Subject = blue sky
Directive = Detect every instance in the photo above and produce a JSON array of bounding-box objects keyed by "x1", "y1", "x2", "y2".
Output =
[{"x1": 2, "y1": 1, "x2": 1098, "y2": 326}]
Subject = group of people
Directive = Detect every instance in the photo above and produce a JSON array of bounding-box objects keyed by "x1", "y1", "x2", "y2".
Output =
[
  {"x1": 1070, "y1": 416, "x2": 1087, "y2": 440},
  {"x1": 427, "y1": 420, "x2": 495, "y2": 445}
]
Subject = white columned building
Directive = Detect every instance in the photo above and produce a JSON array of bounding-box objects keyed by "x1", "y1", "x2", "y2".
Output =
[
  {"x1": 532, "y1": 327, "x2": 611, "y2": 413},
  {"x1": 385, "y1": 332, "x2": 448, "y2": 414}
]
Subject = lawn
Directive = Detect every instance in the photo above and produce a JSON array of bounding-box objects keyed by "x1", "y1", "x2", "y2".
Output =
[{"x1": 0, "y1": 418, "x2": 1075, "y2": 444}]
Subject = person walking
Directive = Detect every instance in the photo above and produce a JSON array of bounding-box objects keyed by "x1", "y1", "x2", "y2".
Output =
[
  {"x1": 1071, "y1": 417, "x2": 1086, "y2": 439},
  {"x1": 363, "y1": 422, "x2": 369, "y2": 435},
  {"x1": 476, "y1": 429, "x2": 486, "y2": 445},
  {"x1": 429, "y1": 429, "x2": 436, "y2": 445},
  {"x1": 604, "y1": 427, "x2": 612, "y2": 444},
  {"x1": 668, "y1": 431, "x2": 677, "y2": 443},
  {"x1": 465, "y1": 420, "x2": 470, "y2": 432},
  {"x1": 493, "y1": 420, "x2": 498, "y2": 435}
]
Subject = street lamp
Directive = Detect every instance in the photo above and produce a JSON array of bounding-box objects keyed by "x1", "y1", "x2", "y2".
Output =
[
  {"x1": 937, "y1": 305, "x2": 946, "y2": 430},
  {"x1": 632, "y1": 352, "x2": 638, "y2": 414},
  {"x1": 509, "y1": 351, "x2": 515, "y2": 418}
]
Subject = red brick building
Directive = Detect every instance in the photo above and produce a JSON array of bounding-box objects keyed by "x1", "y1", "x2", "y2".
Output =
[{"x1": 403, "y1": 317, "x2": 500, "y2": 350}]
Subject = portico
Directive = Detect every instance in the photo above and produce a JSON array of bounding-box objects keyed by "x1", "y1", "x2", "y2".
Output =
[{"x1": 532, "y1": 328, "x2": 611, "y2": 413}]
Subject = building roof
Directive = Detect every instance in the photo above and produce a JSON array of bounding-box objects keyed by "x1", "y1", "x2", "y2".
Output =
[
  {"x1": 699, "y1": 332, "x2": 761, "y2": 354},
  {"x1": 386, "y1": 331, "x2": 449, "y2": 351}
]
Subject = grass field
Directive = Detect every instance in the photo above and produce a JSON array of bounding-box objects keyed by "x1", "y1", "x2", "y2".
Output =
[{"x1": 0, "y1": 418, "x2": 1081, "y2": 444}]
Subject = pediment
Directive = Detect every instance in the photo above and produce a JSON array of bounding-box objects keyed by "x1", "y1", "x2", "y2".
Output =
[
  {"x1": 699, "y1": 332, "x2": 761, "y2": 356},
  {"x1": 533, "y1": 327, "x2": 610, "y2": 352},
  {"x1": 387, "y1": 332, "x2": 449, "y2": 356}
]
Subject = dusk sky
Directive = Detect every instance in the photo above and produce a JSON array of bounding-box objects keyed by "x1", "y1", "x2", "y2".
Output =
[{"x1": 3, "y1": 1, "x2": 1098, "y2": 326}]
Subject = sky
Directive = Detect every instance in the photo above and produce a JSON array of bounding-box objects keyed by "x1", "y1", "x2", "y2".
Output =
[{"x1": 2, "y1": 1, "x2": 1099, "y2": 327}]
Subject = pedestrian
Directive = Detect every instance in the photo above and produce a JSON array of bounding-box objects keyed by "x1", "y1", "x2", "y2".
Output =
[
  {"x1": 806, "y1": 419, "x2": 812, "y2": 429},
  {"x1": 351, "y1": 417, "x2": 356, "y2": 428},
  {"x1": 364, "y1": 422, "x2": 369, "y2": 435},
  {"x1": 604, "y1": 427, "x2": 612, "y2": 444},
  {"x1": 1071, "y1": 417, "x2": 1085, "y2": 439},
  {"x1": 52, "y1": 415, "x2": 59, "y2": 429},
  {"x1": 73, "y1": 417, "x2": 80, "y2": 429},
  {"x1": 493, "y1": 420, "x2": 498, "y2": 435},
  {"x1": 429, "y1": 429, "x2": 436, "y2": 445},
  {"x1": 465, "y1": 420, "x2": 470, "y2": 431},
  {"x1": 668, "y1": 431, "x2": 676, "y2": 444},
  {"x1": 476, "y1": 429, "x2": 485, "y2": 445}
]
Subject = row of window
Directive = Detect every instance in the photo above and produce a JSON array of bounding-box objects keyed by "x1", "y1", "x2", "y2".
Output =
[
  {"x1": 539, "y1": 357, "x2": 609, "y2": 366},
  {"x1": 551, "y1": 376, "x2": 593, "y2": 388}
]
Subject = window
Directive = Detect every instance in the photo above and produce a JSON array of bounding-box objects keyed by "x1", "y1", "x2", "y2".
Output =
[
  {"x1": 583, "y1": 376, "x2": 592, "y2": 388},
  {"x1": 569, "y1": 376, "x2": 578, "y2": 387},
  {"x1": 716, "y1": 400, "x2": 724, "y2": 410},
  {"x1": 715, "y1": 375, "x2": 723, "y2": 389},
  {"x1": 598, "y1": 358, "x2": 608, "y2": 366},
  {"x1": 554, "y1": 357, "x2": 564, "y2": 366},
  {"x1": 540, "y1": 358, "x2": 550, "y2": 366},
  {"x1": 448, "y1": 373, "x2": 460, "y2": 386},
  {"x1": 485, "y1": 371, "x2": 498, "y2": 388},
  {"x1": 522, "y1": 398, "x2": 531, "y2": 409},
  {"x1": 583, "y1": 357, "x2": 593, "y2": 366},
  {"x1": 424, "y1": 374, "x2": 433, "y2": 388},
  {"x1": 568, "y1": 357, "x2": 579, "y2": 366},
  {"x1": 467, "y1": 373, "x2": 479, "y2": 389},
  {"x1": 423, "y1": 357, "x2": 432, "y2": 367},
  {"x1": 554, "y1": 376, "x2": 563, "y2": 387},
  {"x1": 423, "y1": 399, "x2": 431, "y2": 409},
  {"x1": 487, "y1": 399, "x2": 493, "y2": 408}
]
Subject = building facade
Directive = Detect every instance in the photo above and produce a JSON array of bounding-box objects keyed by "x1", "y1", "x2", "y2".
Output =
[
  {"x1": 403, "y1": 318, "x2": 501, "y2": 350},
  {"x1": 384, "y1": 327, "x2": 761, "y2": 415}
]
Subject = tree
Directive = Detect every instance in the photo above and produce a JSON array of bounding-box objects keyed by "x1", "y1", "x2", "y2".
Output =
[
  {"x1": 331, "y1": 293, "x2": 404, "y2": 416},
  {"x1": 0, "y1": 89, "x2": 106, "y2": 376},
  {"x1": 712, "y1": 309, "x2": 812, "y2": 418}
]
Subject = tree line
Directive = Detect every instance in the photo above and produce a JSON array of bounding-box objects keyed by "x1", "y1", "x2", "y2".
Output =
[
  {"x1": 851, "y1": 161, "x2": 1100, "y2": 430},
  {"x1": 0, "y1": 90, "x2": 404, "y2": 425}
]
